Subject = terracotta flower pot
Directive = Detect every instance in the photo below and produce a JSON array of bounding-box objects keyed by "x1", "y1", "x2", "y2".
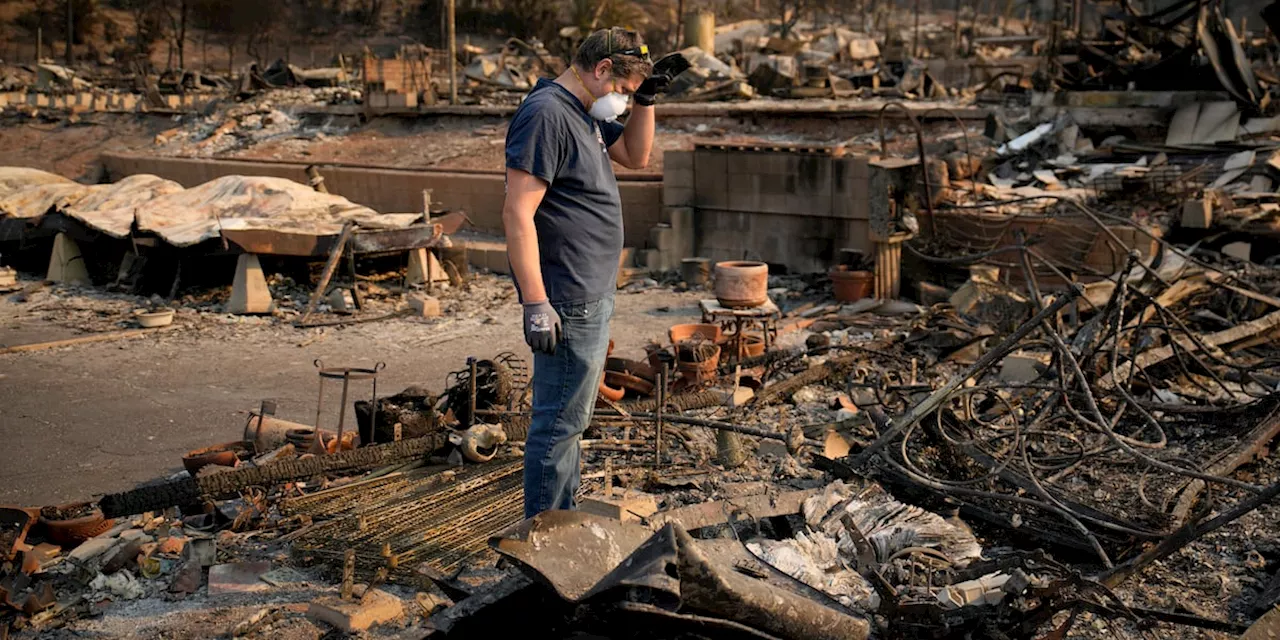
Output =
[
  {"x1": 668, "y1": 323, "x2": 722, "y2": 345},
  {"x1": 723, "y1": 332, "x2": 765, "y2": 358},
  {"x1": 676, "y1": 343, "x2": 721, "y2": 385},
  {"x1": 38, "y1": 502, "x2": 113, "y2": 547},
  {"x1": 830, "y1": 266, "x2": 874, "y2": 303},
  {"x1": 714, "y1": 261, "x2": 769, "y2": 309},
  {"x1": 182, "y1": 441, "x2": 247, "y2": 476}
]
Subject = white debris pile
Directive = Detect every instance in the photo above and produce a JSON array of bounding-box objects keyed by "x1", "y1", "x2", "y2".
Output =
[
  {"x1": 747, "y1": 479, "x2": 988, "y2": 612},
  {"x1": 747, "y1": 532, "x2": 878, "y2": 610}
]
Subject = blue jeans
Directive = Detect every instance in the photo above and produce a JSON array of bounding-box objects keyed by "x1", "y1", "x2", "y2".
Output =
[{"x1": 523, "y1": 295, "x2": 614, "y2": 518}]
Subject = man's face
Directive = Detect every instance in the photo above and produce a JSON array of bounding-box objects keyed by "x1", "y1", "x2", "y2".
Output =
[{"x1": 591, "y1": 59, "x2": 645, "y2": 97}]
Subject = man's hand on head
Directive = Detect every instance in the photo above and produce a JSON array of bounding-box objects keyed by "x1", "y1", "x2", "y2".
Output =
[{"x1": 634, "y1": 52, "x2": 691, "y2": 106}]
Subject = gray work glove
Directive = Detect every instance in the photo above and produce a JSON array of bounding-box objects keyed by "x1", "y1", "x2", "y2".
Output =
[{"x1": 522, "y1": 300, "x2": 562, "y2": 355}]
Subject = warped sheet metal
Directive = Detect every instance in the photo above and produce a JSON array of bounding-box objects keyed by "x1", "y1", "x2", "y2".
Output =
[
  {"x1": 0, "y1": 182, "x2": 91, "y2": 220},
  {"x1": 132, "y1": 175, "x2": 420, "y2": 247},
  {"x1": 491, "y1": 511, "x2": 871, "y2": 640},
  {"x1": 0, "y1": 167, "x2": 76, "y2": 200},
  {"x1": 57, "y1": 174, "x2": 185, "y2": 238}
]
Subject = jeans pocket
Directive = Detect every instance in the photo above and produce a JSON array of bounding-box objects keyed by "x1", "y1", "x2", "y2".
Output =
[{"x1": 557, "y1": 300, "x2": 601, "y2": 321}]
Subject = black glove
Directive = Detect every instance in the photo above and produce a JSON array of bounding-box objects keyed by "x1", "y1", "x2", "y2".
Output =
[
  {"x1": 522, "y1": 300, "x2": 562, "y2": 355},
  {"x1": 634, "y1": 53, "x2": 692, "y2": 106}
]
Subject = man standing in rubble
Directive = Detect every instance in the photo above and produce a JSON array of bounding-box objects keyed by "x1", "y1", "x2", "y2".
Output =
[{"x1": 503, "y1": 28, "x2": 682, "y2": 517}]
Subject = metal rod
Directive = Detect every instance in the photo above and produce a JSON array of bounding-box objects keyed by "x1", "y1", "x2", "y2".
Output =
[
  {"x1": 315, "y1": 362, "x2": 327, "y2": 434},
  {"x1": 467, "y1": 357, "x2": 477, "y2": 428},
  {"x1": 655, "y1": 367, "x2": 666, "y2": 467},
  {"x1": 447, "y1": 0, "x2": 457, "y2": 104},
  {"x1": 336, "y1": 371, "x2": 351, "y2": 450}
]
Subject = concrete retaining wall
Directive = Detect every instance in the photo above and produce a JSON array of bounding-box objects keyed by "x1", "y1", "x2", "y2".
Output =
[
  {"x1": 666, "y1": 148, "x2": 873, "y2": 274},
  {"x1": 0, "y1": 91, "x2": 212, "y2": 113},
  {"x1": 100, "y1": 153, "x2": 664, "y2": 244}
]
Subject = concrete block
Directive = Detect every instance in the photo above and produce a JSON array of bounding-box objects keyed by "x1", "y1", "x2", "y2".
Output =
[
  {"x1": 486, "y1": 248, "x2": 511, "y2": 274},
  {"x1": 663, "y1": 184, "x2": 694, "y2": 207},
  {"x1": 648, "y1": 223, "x2": 674, "y2": 251},
  {"x1": 47, "y1": 233, "x2": 91, "y2": 285},
  {"x1": 208, "y1": 562, "x2": 272, "y2": 594},
  {"x1": 368, "y1": 92, "x2": 389, "y2": 109},
  {"x1": 635, "y1": 248, "x2": 662, "y2": 271},
  {"x1": 664, "y1": 149, "x2": 694, "y2": 174},
  {"x1": 1181, "y1": 198, "x2": 1213, "y2": 229},
  {"x1": 307, "y1": 589, "x2": 403, "y2": 634},
  {"x1": 386, "y1": 92, "x2": 417, "y2": 108},
  {"x1": 665, "y1": 206, "x2": 696, "y2": 259},
  {"x1": 1223, "y1": 241, "x2": 1252, "y2": 261},
  {"x1": 405, "y1": 248, "x2": 447, "y2": 285},
  {"x1": 693, "y1": 149, "x2": 729, "y2": 209},
  {"x1": 580, "y1": 491, "x2": 659, "y2": 522},
  {"x1": 408, "y1": 294, "x2": 441, "y2": 317},
  {"x1": 120, "y1": 95, "x2": 138, "y2": 110},
  {"x1": 227, "y1": 253, "x2": 275, "y2": 314}
]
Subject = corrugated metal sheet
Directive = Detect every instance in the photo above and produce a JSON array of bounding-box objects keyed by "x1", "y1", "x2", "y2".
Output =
[
  {"x1": 0, "y1": 169, "x2": 423, "y2": 247},
  {"x1": 134, "y1": 175, "x2": 419, "y2": 247},
  {"x1": 0, "y1": 182, "x2": 91, "y2": 219},
  {"x1": 58, "y1": 174, "x2": 185, "y2": 238},
  {"x1": 0, "y1": 167, "x2": 75, "y2": 199}
]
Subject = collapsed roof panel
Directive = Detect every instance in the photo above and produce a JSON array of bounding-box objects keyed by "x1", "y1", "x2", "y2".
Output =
[{"x1": 58, "y1": 174, "x2": 185, "y2": 238}]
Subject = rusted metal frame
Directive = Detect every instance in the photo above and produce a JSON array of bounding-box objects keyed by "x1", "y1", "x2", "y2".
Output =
[
  {"x1": 946, "y1": 433, "x2": 1163, "y2": 539},
  {"x1": 849, "y1": 290, "x2": 1081, "y2": 468},
  {"x1": 1048, "y1": 298, "x2": 1265, "y2": 493},
  {"x1": 877, "y1": 102, "x2": 936, "y2": 235}
]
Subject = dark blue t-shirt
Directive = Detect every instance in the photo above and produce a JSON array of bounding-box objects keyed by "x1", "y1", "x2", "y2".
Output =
[{"x1": 505, "y1": 78, "x2": 626, "y2": 305}]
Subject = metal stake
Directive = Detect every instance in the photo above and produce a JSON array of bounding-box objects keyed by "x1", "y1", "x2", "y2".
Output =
[
  {"x1": 467, "y1": 357, "x2": 478, "y2": 428},
  {"x1": 655, "y1": 367, "x2": 666, "y2": 467}
]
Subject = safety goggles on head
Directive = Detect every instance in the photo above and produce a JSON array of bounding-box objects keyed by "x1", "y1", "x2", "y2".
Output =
[{"x1": 605, "y1": 29, "x2": 651, "y2": 62}]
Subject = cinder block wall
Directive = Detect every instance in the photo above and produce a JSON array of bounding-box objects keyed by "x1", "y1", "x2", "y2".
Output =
[
  {"x1": 664, "y1": 148, "x2": 873, "y2": 274},
  {"x1": 100, "y1": 153, "x2": 663, "y2": 243}
]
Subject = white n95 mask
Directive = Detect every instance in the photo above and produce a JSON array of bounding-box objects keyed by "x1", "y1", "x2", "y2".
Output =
[{"x1": 589, "y1": 92, "x2": 630, "y2": 122}]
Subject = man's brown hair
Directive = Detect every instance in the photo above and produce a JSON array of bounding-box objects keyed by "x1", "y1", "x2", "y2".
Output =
[{"x1": 573, "y1": 27, "x2": 653, "y2": 80}]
